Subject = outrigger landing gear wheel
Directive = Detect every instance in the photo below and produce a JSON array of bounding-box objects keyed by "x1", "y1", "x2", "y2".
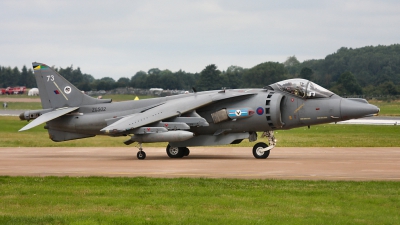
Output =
[
  {"x1": 166, "y1": 144, "x2": 185, "y2": 158},
  {"x1": 252, "y1": 142, "x2": 270, "y2": 159},
  {"x1": 137, "y1": 150, "x2": 146, "y2": 160}
]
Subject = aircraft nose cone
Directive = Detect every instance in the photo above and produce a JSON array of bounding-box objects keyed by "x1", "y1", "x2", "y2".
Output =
[{"x1": 340, "y1": 99, "x2": 380, "y2": 120}]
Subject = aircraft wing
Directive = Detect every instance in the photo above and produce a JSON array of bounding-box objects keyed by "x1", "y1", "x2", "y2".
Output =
[
  {"x1": 19, "y1": 107, "x2": 79, "y2": 132},
  {"x1": 101, "y1": 91, "x2": 256, "y2": 133}
]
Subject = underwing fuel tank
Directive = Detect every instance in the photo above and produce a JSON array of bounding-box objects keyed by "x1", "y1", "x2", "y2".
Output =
[{"x1": 127, "y1": 131, "x2": 194, "y2": 143}]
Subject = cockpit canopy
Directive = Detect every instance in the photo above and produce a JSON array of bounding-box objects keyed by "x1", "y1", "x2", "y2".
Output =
[{"x1": 269, "y1": 79, "x2": 334, "y2": 98}]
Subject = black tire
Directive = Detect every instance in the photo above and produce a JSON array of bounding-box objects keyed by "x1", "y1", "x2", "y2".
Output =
[
  {"x1": 183, "y1": 147, "x2": 190, "y2": 157},
  {"x1": 137, "y1": 151, "x2": 146, "y2": 160},
  {"x1": 166, "y1": 145, "x2": 184, "y2": 158},
  {"x1": 252, "y1": 142, "x2": 270, "y2": 159}
]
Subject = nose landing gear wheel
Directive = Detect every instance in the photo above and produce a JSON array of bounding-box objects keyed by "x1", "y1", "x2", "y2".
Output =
[
  {"x1": 137, "y1": 151, "x2": 146, "y2": 160},
  {"x1": 252, "y1": 142, "x2": 270, "y2": 159}
]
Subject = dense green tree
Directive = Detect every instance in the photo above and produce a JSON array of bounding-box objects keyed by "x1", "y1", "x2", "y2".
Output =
[
  {"x1": 148, "y1": 68, "x2": 161, "y2": 75},
  {"x1": 175, "y1": 70, "x2": 196, "y2": 90},
  {"x1": 378, "y1": 81, "x2": 398, "y2": 95},
  {"x1": 145, "y1": 68, "x2": 162, "y2": 88},
  {"x1": 331, "y1": 71, "x2": 362, "y2": 95},
  {"x1": 299, "y1": 67, "x2": 314, "y2": 81},
  {"x1": 284, "y1": 55, "x2": 300, "y2": 75},
  {"x1": 130, "y1": 71, "x2": 148, "y2": 88},
  {"x1": 96, "y1": 77, "x2": 116, "y2": 91},
  {"x1": 299, "y1": 44, "x2": 400, "y2": 89},
  {"x1": 77, "y1": 73, "x2": 96, "y2": 91},
  {"x1": 0, "y1": 67, "x2": 15, "y2": 88},
  {"x1": 159, "y1": 70, "x2": 178, "y2": 90},
  {"x1": 11, "y1": 67, "x2": 21, "y2": 86},
  {"x1": 77, "y1": 82, "x2": 91, "y2": 92},
  {"x1": 224, "y1": 66, "x2": 245, "y2": 89},
  {"x1": 116, "y1": 77, "x2": 130, "y2": 88},
  {"x1": 18, "y1": 66, "x2": 35, "y2": 87},
  {"x1": 243, "y1": 62, "x2": 287, "y2": 88},
  {"x1": 1, "y1": 44, "x2": 400, "y2": 97},
  {"x1": 197, "y1": 64, "x2": 224, "y2": 91}
]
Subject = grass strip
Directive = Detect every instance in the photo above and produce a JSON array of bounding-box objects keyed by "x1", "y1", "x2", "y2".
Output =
[{"x1": 0, "y1": 176, "x2": 399, "y2": 224}]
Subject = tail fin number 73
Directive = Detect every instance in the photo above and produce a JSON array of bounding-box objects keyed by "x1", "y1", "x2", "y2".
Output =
[{"x1": 47, "y1": 75, "x2": 55, "y2": 82}]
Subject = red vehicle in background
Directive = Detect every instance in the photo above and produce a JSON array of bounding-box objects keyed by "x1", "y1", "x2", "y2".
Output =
[{"x1": 0, "y1": 86, "x2": 26, "y2": 95}]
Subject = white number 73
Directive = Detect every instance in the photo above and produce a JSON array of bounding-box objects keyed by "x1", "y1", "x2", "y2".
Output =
[{"x1": 46, "y1": 75, "x2": 54, "y2": 82}]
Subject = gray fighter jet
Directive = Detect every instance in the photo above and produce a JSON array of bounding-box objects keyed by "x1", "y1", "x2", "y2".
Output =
[{"x1": 19, "y1": 62, "x2": 380, "y2": 160}]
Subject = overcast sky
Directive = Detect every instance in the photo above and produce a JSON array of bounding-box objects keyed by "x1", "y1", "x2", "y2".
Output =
[{"x1": 1, "y1": 0, "x2": 399, "y2": 80}]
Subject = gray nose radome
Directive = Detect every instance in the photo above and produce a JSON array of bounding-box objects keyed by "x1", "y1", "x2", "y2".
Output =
[{"x1": 340, "y1": 98, "x2": 380, "y2": 120}]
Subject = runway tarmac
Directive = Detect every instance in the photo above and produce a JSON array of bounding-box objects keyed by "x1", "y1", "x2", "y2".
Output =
[{"x1": 1, "y1": 147, "x2": 399, "y2": 181}]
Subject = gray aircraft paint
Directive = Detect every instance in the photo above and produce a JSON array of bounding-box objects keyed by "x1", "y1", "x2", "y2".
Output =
[{"x1": 19, "y1": 62, "x2": 380, "y2": 159}]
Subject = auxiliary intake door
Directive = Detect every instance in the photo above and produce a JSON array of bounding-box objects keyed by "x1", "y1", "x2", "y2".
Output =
[{"x1": 265, "y1": 92, "x2": 284, "y2": 129}]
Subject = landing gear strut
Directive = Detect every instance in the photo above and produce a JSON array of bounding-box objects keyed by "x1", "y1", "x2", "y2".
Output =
[
  {"x1": 252, "y1": 131, "x2": 276, "y2": 159},
  {"x1": 136, "y1": 142, "x2": 146, "y2": 160}
]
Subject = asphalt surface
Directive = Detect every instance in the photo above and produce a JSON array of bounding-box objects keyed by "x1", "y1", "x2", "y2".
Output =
[{"x1": 1, "y1": 147, "x2": 399, "y2": 181}]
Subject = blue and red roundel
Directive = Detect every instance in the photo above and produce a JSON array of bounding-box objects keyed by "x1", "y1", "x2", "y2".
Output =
[{"x1": 256, "y1": 107, "x2": 264, "y2": 115}]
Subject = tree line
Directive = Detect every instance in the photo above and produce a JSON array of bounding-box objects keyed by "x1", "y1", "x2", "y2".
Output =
[{"x1": 1, "y1": 44, "x2": 399, "y2": 97}]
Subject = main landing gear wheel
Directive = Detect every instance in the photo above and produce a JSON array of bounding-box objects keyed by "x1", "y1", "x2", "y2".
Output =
[
  {"x1": 166, "y1": 144, "x2": 187, "y2": 158},
  {"x1": 183, "y1": 147, "x2": 190, "y2": 156},
  {"x1": 252, "y1": 142, "x2": 270, "y2": 159},
  {"x1": 137, "y1": 151, "x2": 146, "y2": 160}
]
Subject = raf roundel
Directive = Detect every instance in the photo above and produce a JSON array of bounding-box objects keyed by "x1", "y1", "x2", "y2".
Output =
[
  {"x1": 256, "y1": 107, "x2": 264, "y2": 115},
  {"x1": 64, "y1": 86, "x2": 72, "y2": 94}
]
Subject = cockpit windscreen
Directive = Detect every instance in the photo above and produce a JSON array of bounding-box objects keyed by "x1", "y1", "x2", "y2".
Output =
[{"x1": 273, "y1": 79, "x2": 334, "y2": 98}]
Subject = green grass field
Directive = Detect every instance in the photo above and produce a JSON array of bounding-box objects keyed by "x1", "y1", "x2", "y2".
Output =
[
  {"x1": 0, "y1": 94, "x2": 38, "y2": 99},
  {"x1": 1, "y1": 102, "x2": 42, "y2": 110},
  {"x1": 0, "y1": 177, "x2": 399, "y2": 224}
]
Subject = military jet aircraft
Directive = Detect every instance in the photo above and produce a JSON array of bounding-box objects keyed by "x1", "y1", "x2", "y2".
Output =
[{"x1": 19, "y1": 62, "x2": 380, "y2": 160}]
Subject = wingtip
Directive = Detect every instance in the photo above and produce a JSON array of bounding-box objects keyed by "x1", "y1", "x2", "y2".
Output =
[{"x1": 18, "y1": 127, "x2": 27, "y2": 132}]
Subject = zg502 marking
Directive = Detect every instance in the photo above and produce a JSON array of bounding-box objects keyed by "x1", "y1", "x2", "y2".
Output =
[{"x1": 92, "y1": 107, "x2": 106, "y2": 112}]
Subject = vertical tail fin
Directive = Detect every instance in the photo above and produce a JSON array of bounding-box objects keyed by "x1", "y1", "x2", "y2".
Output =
[{"x1": 32, "y1": 62, "x2": 111, "y2": 109}]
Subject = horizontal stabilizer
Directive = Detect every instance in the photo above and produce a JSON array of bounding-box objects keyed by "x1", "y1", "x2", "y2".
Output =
[{"x1": 19, "y1": 107, "x2": 79, "y2": 132}]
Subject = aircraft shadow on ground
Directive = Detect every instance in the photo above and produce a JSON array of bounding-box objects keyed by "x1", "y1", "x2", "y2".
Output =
[{"x1": 114, "y1": 155, "x2": 256, "y2": 161}]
